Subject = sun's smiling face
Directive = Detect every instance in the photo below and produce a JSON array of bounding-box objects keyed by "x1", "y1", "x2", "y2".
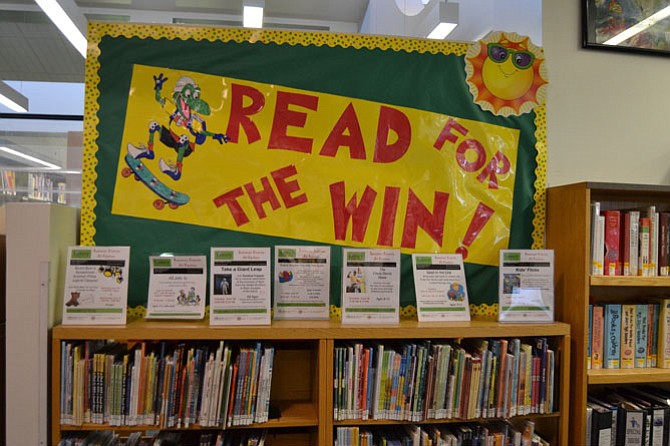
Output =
[{"x1": 465, "y1": 32, "x2": 548, "y2": 116}]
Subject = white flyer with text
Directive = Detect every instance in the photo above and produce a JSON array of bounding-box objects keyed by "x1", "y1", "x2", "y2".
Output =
[
  {"x1": 412, "y1": 253, "x2": 471, "y2": 322},
  {"x1": 341, "y1": 248, "x2": 400, "y2": 324},
  {"x1": 274, "y1": 245, "x2": 330, "y2": 320},
  {"x1": 210, "y1": 247, "x2": 271, "y2": 325},
  {"x1": 146, "y1": 255, "x2": 206, "y2": 319},
  {"x1": 62, "y1": 246, "x2": 130, "y2": 325},
  {"x1": 498, "y1": 249, "x2": 554, "y2": 323}
]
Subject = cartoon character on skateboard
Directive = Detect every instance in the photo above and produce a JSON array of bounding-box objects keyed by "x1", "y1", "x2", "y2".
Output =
[
  {"x1": 121, "y1": 151, "x2": 190, "y2": 210},
  {"x1": 127, "y1": 73, "x2": 229, "y2": 181}
]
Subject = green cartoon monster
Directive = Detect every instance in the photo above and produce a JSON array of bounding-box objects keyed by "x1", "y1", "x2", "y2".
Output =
[{"x1": 127, "y1": 73, "x2": 229, "y2": 181}]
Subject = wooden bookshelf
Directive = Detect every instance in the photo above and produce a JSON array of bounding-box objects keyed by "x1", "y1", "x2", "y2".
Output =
[
  {"x1": 546, "y1": 181, "x2": 670, "y2": 446},
  {"x1": 51, "y1": 318, "x2": 570, "y2": 445}
]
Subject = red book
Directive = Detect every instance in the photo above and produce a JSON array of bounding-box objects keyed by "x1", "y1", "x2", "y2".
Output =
[
  {"x1": 532, "y1": 355, "x2": 540, "y2": 413},
  {"x1": 603, "y1": 210, "x2": 621, "y2": 275}
]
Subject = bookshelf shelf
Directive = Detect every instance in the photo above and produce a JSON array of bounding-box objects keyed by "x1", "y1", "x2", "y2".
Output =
[
  {"x1": 546, "y1": 181, "x2": 670, "y2": 445},
  {"x1": 333, "y1": 412, "x2": 562, "y2": 426},
  {"x1": 51, "y1": 317, "x2": 570, "y2": 445},
  {"x1": 588, "y1": 368, "x2": 670, "y2": 385},
  {"x1": 590, "y1": 275, "x2": 670, "y2": 287},
  {"x1": 59, "y1": 400, "x2": 318, "y2": 431}
]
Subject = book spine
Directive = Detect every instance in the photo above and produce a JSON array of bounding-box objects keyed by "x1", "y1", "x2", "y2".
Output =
[
  {"x1": 635, "y1": 304, "x2": 648, "y2": 368},
  {"x1": 621, "y1": 304, "x2": 636, "y2": 369},
  {"x1": 640, "y1": 218, "x2": 651, "y2": 276},
  {"x1": 592, "y1": 305, "x2": 604, "y2": 370},
  {"x1": 604, "y1": 304, "x2": 621, "y2": 369},
  {"x1": 623, "y1": 212, "x2": 631, "y2": 276},
  {"x1": 591, "y1": 201, "x2": 602, "y2": 275},
  {"x1": 660, "y1": 212, "x2": 670, "y2": 276},
  {"x1": 629, "y1": 211, "x2": 640, "y2": 276},
  {"x1": 588, "y1": 305, "x2": 593, "y2": 370},
  {"x1": 604, "y1": 210, "x2": 621, "y2": 275},
  {"x1": 651, "y1": 208, "x2": 659, "y2": 276},
  {"x1": 657, "y1": 299, "x2": 670, "y2": 368},
  {"x1": 597, "y1": 216, "x2": 605, "y2": 275},
  {"x1": 651, "y1": 303, "x2": 660, "y2": 367}
]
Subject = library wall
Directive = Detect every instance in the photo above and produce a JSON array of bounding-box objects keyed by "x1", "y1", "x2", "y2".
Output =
[{"x1": 544, "y1": 1, "x2": 670, "y2": 187}]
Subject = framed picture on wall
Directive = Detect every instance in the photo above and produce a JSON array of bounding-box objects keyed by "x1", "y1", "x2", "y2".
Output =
[{"x1": 583, "y1": 0, "x2": 670, "y2": 55}]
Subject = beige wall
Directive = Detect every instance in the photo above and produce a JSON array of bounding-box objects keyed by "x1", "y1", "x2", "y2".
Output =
[{"x1": 544, "y1": 1, "x2": 670, "y2": 187}]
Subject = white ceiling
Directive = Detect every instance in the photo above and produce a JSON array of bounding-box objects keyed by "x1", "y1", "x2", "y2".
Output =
[{"x1": 0, "y1": 0, "x2": 542, "y2": 84}]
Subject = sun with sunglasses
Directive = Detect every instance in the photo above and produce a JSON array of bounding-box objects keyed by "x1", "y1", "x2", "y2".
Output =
[{"x1": 465, "y1": 32, "x2": 547, "y2": 116}]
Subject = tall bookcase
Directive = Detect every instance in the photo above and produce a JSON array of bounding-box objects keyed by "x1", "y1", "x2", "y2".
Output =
[
  {"x1": 51, "y1": 319, "x2": 570, "y2": 446},
  {"x1": 546, "y1": 182, "x2": 670, "y2": 445}
]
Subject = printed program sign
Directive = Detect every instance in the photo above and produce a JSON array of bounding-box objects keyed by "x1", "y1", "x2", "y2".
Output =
[
  {"x1": 62, "y1": 246, "x2": 130, "y2": 325},
  {"x1": 274, "y1": 245, "x2": 330, "y2": 320},
  {"x1": 341, "y1": 248, "x2": 400, "y2": 324},
  {"x1": 146, "y1": 255, "x2": 206, "y2": 319},
  {"x1": 210, "y1": 247, "x2": 271, "y2": 325},
  {"x1": 498, "y1": 249, "x2": 554, "y2": 323},
  {"x1": 412, "y1": 253, "x2": 471, "y2": 322}
]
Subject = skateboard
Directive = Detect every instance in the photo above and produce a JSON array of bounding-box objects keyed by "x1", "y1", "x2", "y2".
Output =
[{"x1": 121, "y1": 152, "x2": 190, "y2": 210}]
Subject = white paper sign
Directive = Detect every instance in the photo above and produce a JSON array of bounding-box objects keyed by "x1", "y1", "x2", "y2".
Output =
[
  {"x1": 210, "y1": 247, "x2": 271, "y2": 325},
  {"x1": 146, "y1": 255, "x2": 206, "y2": 319},
  {"x1": 341, "y1": 248, "x2": 400, "y2": 324},
  {"x1": 274, "y1": 245, "x2": 330, "y2": 320},
  {"x1": 412, "y1": 253, "x2": 471, "y2": 322},
  {"x1": 498, "y1": 249, "x2": 554, "y2": 323},
  {"x1": 62, "y1": 246, "x2": 130, "y2": 325}
]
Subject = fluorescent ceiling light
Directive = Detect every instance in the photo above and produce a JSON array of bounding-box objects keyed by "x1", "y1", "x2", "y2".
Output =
[
  {"x1": 428, "y1": 22, "x2": 458, "y2": 39},
  {"x1": 427, "y1": 2, "x2": 458, "y2": 40},
  {"x1": 0, "y1": 81, "x2": 29, "y2": 113},
  {"x1": 0, "y1": 146, "x2": 60, "y2": 170},
  {"x1": 34, "y1": 0, "x2": 88, "y2": 57},
  {"x1": 243, "y1": 0, "x2": 264, "y2": 28},
  {"x1": 604, "y1": 5, "x2": 670, "y2": 46}
]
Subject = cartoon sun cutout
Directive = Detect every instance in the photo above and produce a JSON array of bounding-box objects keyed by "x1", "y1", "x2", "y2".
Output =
[{"x1": 465, "y1": 31, "x2": 548, "y2": 117}]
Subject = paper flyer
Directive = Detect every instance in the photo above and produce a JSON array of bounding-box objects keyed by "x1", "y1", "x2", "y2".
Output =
[
  {"x1": 498, "y1": 249, "x2": 554, "y2": 323},
  {"x1": 210, "y1": 247, "x2": 271, "y2": 325},
  {"x1": 341, "y1": 248, "x2": 400, "y2": 324},
  {"x1": 412, "y1": 253, "x2": 471, "y2": 322},
  {"x1": 62, "y1": 246, "x2": 130, "y2": 325},
  {"x1": 274, "y1": 245, "x2": 330, "y2": 320},
  {"x1": 146, "y1": 255, "x2": 207, "y2": 319}
]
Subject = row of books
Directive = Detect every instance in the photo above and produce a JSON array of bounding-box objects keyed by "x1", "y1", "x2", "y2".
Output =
[
  {"x1": 333, "y1": 337, "x2": 555, "y2": 422},
  {"x1": 58, "y1": 429, "x2": 267, "y2": 446},
  {"x1": 0, "y1": 169, "x2": 16, "y2": 196},
  {"x1": 587, "y1": 300, "x2": 670, "y2": 370},
  {"x1": 58, "y1": 431, "x2": 142, "y2": 446},
  {"x1": 334, "y1": 420, "x2": 550, "y2": 446},
  {"x1": 586, "y1": 386, "x2": 670, "y2": 446},
  {"x1": 59, "y1": 339, "x2": 275, "y2": 428},
  {"x1": 590, "y1": 203, "x2": 670, "y2": 276}
]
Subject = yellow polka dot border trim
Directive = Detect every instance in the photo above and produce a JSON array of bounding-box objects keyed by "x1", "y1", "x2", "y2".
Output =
[
  {"x1": 127, "y1": 303, "x2": 498, "y2": 321},
  {"x1": 532, "y1": 103, "x2": 547, "y2": 250}
]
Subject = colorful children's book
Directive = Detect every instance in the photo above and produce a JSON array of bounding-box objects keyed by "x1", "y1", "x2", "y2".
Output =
[
  {"x1": 604, "y1": 304, "x2": 622, "y2": 369},
  {"x1": 592, "y1": 305, "x2": 604, "y2": 370},
  {"x1": 657, "y1": 299, "x2": 670, "y2": 369},
  {"x1": 620, "y1": 304, "x2": 636, "y2": 369},
  {"x1": 603, "y1": 210, "x2": 621, "y2": 275},
  {"x1": 639, "y1": 217, "x2": 651, "y2": 276},
  {"x1": 635, "y1": 304, "x2": 648, "y2": 368}
]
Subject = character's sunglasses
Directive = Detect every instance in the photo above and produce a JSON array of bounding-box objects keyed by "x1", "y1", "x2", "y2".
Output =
[{"x1": 487, "y1": 43, "x2": 535, "y2": 70}]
